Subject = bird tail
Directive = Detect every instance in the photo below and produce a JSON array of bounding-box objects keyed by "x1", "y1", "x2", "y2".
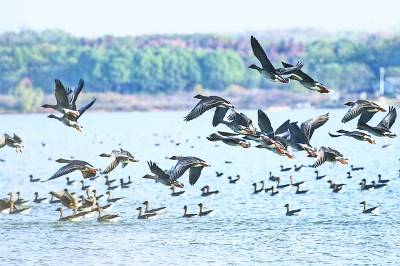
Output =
[
  {"x1": 328, "y1": 132, "x2": 341, "y2": 138},
  {"x1": 206, "y1": 133, "x2": 222, "y2": 142}
]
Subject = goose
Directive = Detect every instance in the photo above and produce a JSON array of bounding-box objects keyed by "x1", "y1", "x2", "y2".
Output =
[
  {"x1": 50, "y1": 190, "x2": 79, "y2": 214},
  {"x1": 269, "y1": 172, "x2": 278, "y2": 181},
  {"x1": 33, "y1": 192, "x2": 48, "y2": 203},
  {"x1": 99, "y1": 149, "x2": 139, "y2": 174},
  {"x1": 183, "y1": 206, "x2": 197, "y2": 218},
  {"x1": 96, "y1": 207, "x2": 120, "y2": 222},
  {"x1": 252, "y1": 181, "x2": 264, "y2": 194},
  {"x1": 311, "y1": 147, "x2": 348, "y2": 168},
  {"x1": 66, "y1": 177, "x2": 75, "y2": 186},
  {"x1": 360, "y1": 201, "x2": 380, "y2": 215},
  {"x1": 346, "y1": 172, "x2": 352, "y2": 179},
  {"x1": 104, "y1": 175, "x2": 116, "y2": 186},
  {"x1": 92, "y1": 189, "x2": 104, "y2": 201},
  {"x1": 142, "y1": 156, "x2": 210, "y2": 188},
  {"x1": 284, "y1": 203, "x2": 301, "y2": 216},
  {"x1": 351, "y1": 165, "x2": 364, "y2": 171},
  {"x1": 55, "y1": 207, "x2": 78, "y2": 222},
  {"x1": 0, "y1": 133, "x2": 24, "y2": 153},
  {"x1": 327, "y1": 180, "x2": 346, "y2": 189},
  {"x1": 270, "y1": 186, "x2": 279, "y2": 196},
  {"x1": 357, "y1": 106, "x2": 397, "y2": 138},
  {"x1": 7, "y1": 192, "x2": 31, "y2": 214},
  {"x1": 227, "y1": 175, "x2": 240, "y2": 184},
  {"x1": 281, "y1": 62, "x2": 330, "y2": 93},
  {"x1": 142, "y1": 201, "x2": 166, "y2": 214},
  {"x1": 371, "y1": 180, "x2": 387, "y2": 189},
  {"x1": 170, "y1": 187, "x2": 186, "y2": 197},
  {"x1": 216, "y1": 171, "x2": 223, "y2": 177},
  {"x1": 207, "y1": 133, "x2": 251, "y2": 148},
  {"x1": 295, "y1": 185, "x2": 309, "y2": 194},
  {"x1": 125, "y1": 176, "x2": 133, "y2": 185},
  {"x1": 184, "y1": 94, "x2": 234, "y2": 127},
  {"x1": 120, "y1": 179, "x2": 130, "y2": 189},
  {"x1": 332, "y1": 183, "x2": 346, "y2": 193},
  {"x1": 15, "y1": 192, "x2": 29, "y2": 205},
  {"x1": 43, "y1": 159, "x2": 98, "y2": 182},
  {"x1": 198, "y1": 203, "x2": 214, "y2": 217},
  {"x1": 106, "y1": 191, "x2": 124, "y2": 203},
  {"x1": 136, "y1": 207, "x2": 157, "y2": 219},
  {"x1": 329, "y1": 130, "x2": 376, "y2": 144},
  {"x1": 80, "y1": 180, "x2": 90, "y2": 191},
  {"x1": 377, "y1": 174, "x2": 389, "y2": 184},
  {"x1": 294, "y1": 164, "x2": 305, "y2": 172},
  {"x1": 219, "y1": 111, "x2": 256, "y2": 135},
  {"x1": 201, "y1": 185, "x2": 219, "y2": 197},
  {"x1": 280, "y1": 165, "x2": 292, "y2": 172},
  {"x1": 289, "y1": 176, "x2": 304, "y2": 187},
  {"x1": 249, "y1": 36, "x2": 303, "y2": 83},
  {"x1": 276, "y1": 177, "x2": 290, "y2": 189},
  {"x1": 341, "y1": 100, "x2": 386, "y2": 123},
  {"x1": 29, "y1": 174, "x2": 40, "y2": 182},
  {"x1": 315, "y1": 170, "x2": 326, "y2": 180}
]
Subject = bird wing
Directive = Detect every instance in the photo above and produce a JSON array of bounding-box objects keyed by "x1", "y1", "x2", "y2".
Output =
[
  {"x1": 184, "y1": 97, "x2": 224, "y2": 122},
  {"x1": 54, "y1": 79, "x2": 70, "y2": 108},
  {"x1": 71, "y1": 79, "x2": 84, "y2": 110},
  {"x1": 228, "y1": 111, "x2": 253, "y2": 127},
  {"x1": 12, "y1": 133, "x2": 22, "y2": 143},
  {"x1": 212, "y1": 107, "x2": 229, "y2": 127},
  {"x1": 188, "y1": 167, "x2": 203, "y2": 185},
  {"x1": 288, "y1": 122, "x2": 310, "y2": 145},
  {"x1": 148, "y1": 161, "x2": 167, "y2": 177},
  {"x1": 301, "y1": 113, "x2": 329, "y2": 140},
  {"x1": 281, "y1": 62, "x2": 316, "y2": 83},
  {"x1": 342, "y1": 103, "x2": 368, "y2": 123},
  {"x1": 44, "y1": 163, "x2": 85, "y2": 182},
  {"x1": 258, "y1": 109, "x2": 274, "y2": 136},
  {"x1": 76, "y1": 98, "x2": 96, "y2": 120},
  {"x1": 276, "y1": 61, "x2": 304, "y2": 75},
  {"x1": 250, "y1": 36, "x2": 276, "y2": 73},
  {"x1": 357, "y1": 111, "x2": 377, "y2": 125},
  {"x1": 101, "y1": 154, "x2": 120, "y2": 174},
  {"x1": 312, "y1": 147, "x2": 327, "y2": 168},
  {"x1": 275, "y1": 119, "x2": 290, "y2": 136},
  {"x1": 377, "y1": 106, "x2": 397, "y2": 129}
]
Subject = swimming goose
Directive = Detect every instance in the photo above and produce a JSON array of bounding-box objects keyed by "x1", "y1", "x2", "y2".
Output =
[
  {"x1": 55, "y1": 207, "x2": 77, "y2": 222},
  {"x1": 332, "y1": 183, "x2": 346, "y2": 193},
  {"x1": 183, "y1": 206, "x2": 197, "y2": 218},
  {"x1": 15, "y1": 192, "x2": 29, "y2": 205},
  {"x1": 280, "y1": 165, "x2": 292, "y2": 172},
  {"x1": 314, "y1": 170, "x2": 326, "y2": 180},
  {"x1": 201, "y1": 185, "x2": 219, "y2": 196},
  {"x1": 7, "y1": 192, "x2": 31, "y2": 214},
  {"x1": 227, "y1": 175, "x2": 240, "y2": 184},
  {"x1": 329, "y1": 130, "x2": 376, "y2": 144},
  {"x1": 249, "y1": 36, "x2": 303, "y2": 83},
  {"x1": 50, "y1": 190, "x2": 79, "y2": 214},
  {"x1": 377, "y1": 174, "x2": 389, "y2": 184},
  {"x1": 360, "y1": 201, "x2": 380, "y2": 215},
  {"x1": 104, "y1": 175, "x2": 116, "y2": 186},
  {"x1": 184, "y1": 94, "x2": 234, "y2": 127},
  {"x1": 281, "y1": 62, "x2": 330, "y2": 93},
  {"x1": 290, "y1": 176, "x2": 305, "y2": 187},
  {"x1": 198, "y1": 203, "x2": 214, "y2": 217},
  {"x1": 29, "y1": 174, "x2": 40, "y2": 182},
  {"x1": 351, "y1": 165, "x2": 364, "y2": 171},
  {"x1": 92, "y1": 190, "x2": 104, "y2": 200},
  {"x1": 44, "y1": 159, "x2": 98, "y2": 182},
  {"x1": 207, "y1": 132, "x2": 251, "y2": 148},
  {"x1": 311, "y1": 147, "x2": 348, "y2": 168},
  {"x1": 327, "y1": 180, "x2": 345, "y2": 189},
  {"x1": 143, "y1": 156, "x2": 210, "y2": 188},
  {"x1": 341, "y1": 100, "x2": 386, "y2": 123},
  {"x1": 142, "y1": 201, "x2": 166, "y2": 214},
  {"x1": 269, "y1": 172, "x2": 278, "y2": 182},
  {"x1": 270, "y1": 186, "x2": 279, "y2": 196},
  {"x1": 136, "y1": 207, "x2": 157, "y2": 219},
  {"x1": 357, "y1": 106, "x2": 397, "y2": 138},
  {"x1": 359, "y1": 179, "x2": 374, "y2": 191},
  {"x1": 66, "y1": 177, "x2": 75, "y2": 186},
  {"x1": 33, "y1": 192, "x2": 48, "y2": 203},
  {"x1": 276, "y1": 177, "x2": 290, "y2": 189},
  {"x1": 96, "y1": 207, "x2": 120, "y2": 222},
  {"x1": 120, "y1": 179, "x2": 130, "y2": 189},
  {"x1": 80, "y1": 180, "x2": 90, "y2": 191},
  {"x1": 219, "y1": 111, "x2": 257, "y2": 135},
  {"x1": 253, "y1": 181, "x2": 264, "y2": 194},
  {"x1": 294, "y1": 164, "x2": 305, "y2": 172},
  {"x1": 295, "y1": 185, "x2": 309, "y2": 194},
  {"x1": 0, "y1": 133, "x2": 24, "y2": 153},
  {"x1": 99, "y1": 149, "x2": 139, "y2": 174},
  {"x1": 170, "y1": 187, "x2": 186, "y2": 196},
  {"x1": 284, "y1": 203, "x2": 301, "y2": 216},
  {"x1": 106, "y1": 191, "x2": 124, "y2": 203},
  {"x1": 216, "y1": 171, "x2": 223, "y2": 177},
  {"x1": 371, "y1": 180, "x2": 387, "y2": 189}
]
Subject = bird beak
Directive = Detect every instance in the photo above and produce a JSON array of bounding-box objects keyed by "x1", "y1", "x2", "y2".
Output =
[{"x1": 338, "y1": 158, "x2": 348, "y2": 165}]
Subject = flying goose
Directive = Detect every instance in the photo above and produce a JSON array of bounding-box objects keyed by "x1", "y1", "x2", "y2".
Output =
[
  {"x1": 311, "y1": 147, "x2": 348, "y2": 168},
  {"x1": 0, "y1": 133, "x2": 23, "y2": 153},
  {"x1": 44, "y1": 159, "x2": 98, "y2": 182},
  {"x1": 99, "y1": 149, "x2": 139, "y2": 174},
  {"x1": 329, "y1": 130, "x2": 376, "y2": 144},
  {"x1": 357, "y1": 106, "x2": 397, "y2": 138},
  {"x1": 341, "y1": 100, "x2": 385, "y2": 123},
  {"x1": 207, "y1": 132, "x2": 251, "y2": 148}
]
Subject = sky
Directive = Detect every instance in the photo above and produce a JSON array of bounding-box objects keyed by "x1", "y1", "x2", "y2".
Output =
[{"x1": 1, "y1": 0, "x2": 400, "y2": 37}]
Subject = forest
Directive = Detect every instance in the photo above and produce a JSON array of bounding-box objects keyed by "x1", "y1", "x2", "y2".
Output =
[{"x1": 0, "y1": 30, "x2": 400, "y2": 96}]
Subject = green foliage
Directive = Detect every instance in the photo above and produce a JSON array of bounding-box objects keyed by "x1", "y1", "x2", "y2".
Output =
[
  {"x1": 11, "y1": 79, "x2": 44, "y2": 112},
  {"x1": 0, "y1": 30, "x2": 399, "y2": 94}
]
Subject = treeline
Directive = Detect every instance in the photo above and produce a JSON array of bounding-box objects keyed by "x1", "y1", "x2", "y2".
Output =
[{"x1": 0, "y1": 30, "x2": 400, "y2": 95}]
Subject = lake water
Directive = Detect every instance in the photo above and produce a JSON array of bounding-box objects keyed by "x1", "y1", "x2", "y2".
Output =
[{"x1": 0, "y1": 109, "x2": 399, "y2": 265}]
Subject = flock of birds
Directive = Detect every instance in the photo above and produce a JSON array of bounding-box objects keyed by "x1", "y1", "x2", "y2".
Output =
[{"x1": 0, "y1": 35, "x2": 398, "y2": 221}]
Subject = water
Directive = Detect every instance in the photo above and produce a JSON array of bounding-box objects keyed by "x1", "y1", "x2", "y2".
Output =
[{"x1": 0, "y1": 109, "x2": 399, "y2": 265}]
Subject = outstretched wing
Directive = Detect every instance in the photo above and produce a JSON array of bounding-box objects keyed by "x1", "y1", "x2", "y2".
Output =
[
  {"x1": 377, "y1": 106, "x2": 397, "y2": 129},
  {"x1": 76, "y1": 98, "x2": 96, "y2": 120},
  {"x1": 184, "y1": 97, "x2": 224, "y2": 122},
  {"x1": 212, "y1": 107, "x2": 229, "y2": 127},
  {"x1": 250, "y1": 36, "x2": 276, "y2": 73},
  {"x1": 312, "y1": 148, "x2": 327, "y2": 168},
  {"x1": 71, "y1": 79, "x2": 84, "y2": 110},
  {"x1": 148, "y1": 161, "x2": 166, "y2": 177},
  {"x1": 189, "y1": 167, "x2": 203, "y2": 185},
  {"x1": 357, "y1": 111, "x2": 377, "y2": 125},
  {"x1": 101, "y1": 154, "x2": 119, "y2": 174},
  {"x1": 54, "y1": 79, "x2": 70, "y2": 108},
  {"x1": 301, "y1": 113, "x2": 329, "y2": 141},
  {"x1": 258, "y1": 109, "x2": 274, "y2": 136},
  {"x1": 44, "y1": 163, "x2": 84, "y2": 182}
]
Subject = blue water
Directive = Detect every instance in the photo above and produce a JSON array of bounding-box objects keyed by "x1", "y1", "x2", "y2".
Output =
[{"x1": 0, "y1": 109, "x2": 399, "y2": 265}]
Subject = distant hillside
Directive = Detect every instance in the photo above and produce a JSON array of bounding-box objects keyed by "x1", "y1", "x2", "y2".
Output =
[{"x1": 0, "y1": 29, "x2": 399, "y2": 96}]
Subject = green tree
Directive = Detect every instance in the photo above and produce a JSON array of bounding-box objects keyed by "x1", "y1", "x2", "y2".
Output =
[{"x1": 11, "y1": 79, "x2": 44, "y2": 112}]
